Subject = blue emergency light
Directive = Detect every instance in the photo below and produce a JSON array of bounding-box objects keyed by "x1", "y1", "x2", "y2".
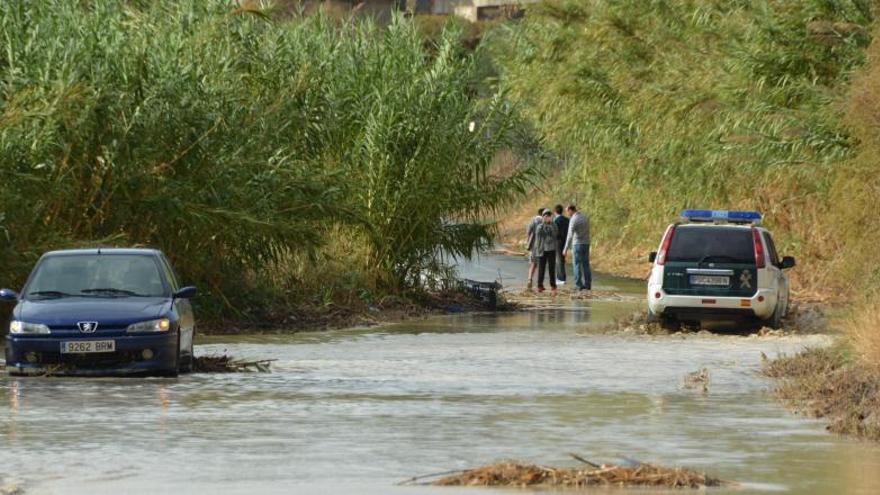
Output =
[{"x1": 681, "y1": 209, "x2": 762, "y2": 224}]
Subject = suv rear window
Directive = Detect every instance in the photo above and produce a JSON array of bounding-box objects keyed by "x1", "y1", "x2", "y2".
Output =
[{"x1": 666, "y1": 226, "x2": 754, "y2": 264}]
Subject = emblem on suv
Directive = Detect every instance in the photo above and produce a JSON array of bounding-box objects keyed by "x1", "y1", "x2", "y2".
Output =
[{"x1": 77, "y1": 321, "x2": 98, "y2": 333}]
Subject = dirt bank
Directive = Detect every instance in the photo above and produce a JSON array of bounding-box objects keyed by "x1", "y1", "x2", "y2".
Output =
[
  {"x1": 199, "y1": 288, "x2": 513, "y2": 335},
  {"x1": 763, "y1": 346, "x2": 880, "y2": 441}
]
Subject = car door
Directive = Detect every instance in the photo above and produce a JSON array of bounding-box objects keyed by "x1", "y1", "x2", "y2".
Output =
[
  {"x1": 762, "y1": 232, "x2": 789, "y2": 315},
  {"x1": 158, "y1": 255, "x2": 195, "y2": 352}
]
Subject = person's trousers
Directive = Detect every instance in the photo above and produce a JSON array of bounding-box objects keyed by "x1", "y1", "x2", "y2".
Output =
[
  {"x1": 537, "y1": 251, "x2": 557, "y2": 290},
  {"x1": 555, "y1": 247, "x2": 567, "y2": 282},
  {"x1": 573, "y1": 244, "x2": 592, "y2": 290}
]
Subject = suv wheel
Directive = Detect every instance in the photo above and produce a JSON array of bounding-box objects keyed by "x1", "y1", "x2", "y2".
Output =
[
  {"x1": 768, "y1": 304, "x2": 783, "y2": 330},
  {"x1": 646, "y1": 308, "x2": 658, "y2": 323},
  {"x1": 648, "y1": 308, "x2": 679, "y2": 331}
]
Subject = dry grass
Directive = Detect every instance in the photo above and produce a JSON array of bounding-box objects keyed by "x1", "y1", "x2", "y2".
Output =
[
  {"x1": 428, "y1": 460, "x2": 725, "y2": 488},
  {"x1": 763, "y1": 346, "x2": 880, "y2": 440},
  {"x1": 844, "y1": 296, "x2": 880, "y2": 373}
]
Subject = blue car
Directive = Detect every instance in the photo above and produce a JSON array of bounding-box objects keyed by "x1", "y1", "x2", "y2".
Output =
[{"x1": 1, "y1": 248, "x2": 197, "y2": 376}]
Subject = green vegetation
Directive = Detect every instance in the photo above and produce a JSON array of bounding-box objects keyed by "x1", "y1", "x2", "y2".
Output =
[
  {"x1": 487, "y1": 0, "x2": 877, "y2": 292},
  {"x1": 0, "y1": 1, "x2": 531, "y2": 321},
  {"x1": 488, "y1": 0, "x2": 880, "y2": 430}
]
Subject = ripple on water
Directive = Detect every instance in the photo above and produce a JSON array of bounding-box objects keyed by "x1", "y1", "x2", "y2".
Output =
[{"x1": 1, "y1": 300, "x2": 878, "y2": 495}]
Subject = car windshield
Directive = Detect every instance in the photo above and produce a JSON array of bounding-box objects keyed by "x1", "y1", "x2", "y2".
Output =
[
  {"x1": 666, "y1": 226, "x2": 755, "y2": 264},
  {"x1": 25, "y1": 254, "x2": 167, "y2": 299}
]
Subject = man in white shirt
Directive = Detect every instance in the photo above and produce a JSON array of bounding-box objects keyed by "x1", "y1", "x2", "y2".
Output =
[{"x1": 562, "y1": 204, "x2": 591, "y2": 291}]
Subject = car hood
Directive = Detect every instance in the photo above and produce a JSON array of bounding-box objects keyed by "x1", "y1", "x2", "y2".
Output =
[{"x1": 14, "y1": 297, "x2": 171, "y2": 329}]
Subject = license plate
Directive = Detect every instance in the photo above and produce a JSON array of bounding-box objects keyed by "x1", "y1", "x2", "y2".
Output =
[
  {"x1": 690, "y1": 275, "x2": 729, "y2": 286},
  {"x1": 61, "y1": 340, "x2": 116, "y2": 354}
]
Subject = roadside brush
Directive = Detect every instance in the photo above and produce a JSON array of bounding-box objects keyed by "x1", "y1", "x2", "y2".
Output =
[{"x1": 402, "y1": 454, "x2": 728, "y2": 489}]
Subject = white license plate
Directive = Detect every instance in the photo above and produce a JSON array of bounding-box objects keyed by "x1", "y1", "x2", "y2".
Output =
[
  {"x1": 61, "y1": 340, "x2": 116, "y2": 354},
  {"x1": 690, "y1": 275, "x2": 729, "y2": 286}
]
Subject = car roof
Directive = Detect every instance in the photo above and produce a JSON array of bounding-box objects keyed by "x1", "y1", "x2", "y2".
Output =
[{"x1": 41, "y1": 248, "x2": 163, "y2": 257}]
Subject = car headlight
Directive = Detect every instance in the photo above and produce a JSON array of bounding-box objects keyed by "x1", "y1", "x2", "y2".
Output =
[
  {"x1": 126, "y1": 318, "x2": 171, "y2": 333},
  {"x1": 10, "y1": 320, "x2": 51, "y2": 334}
]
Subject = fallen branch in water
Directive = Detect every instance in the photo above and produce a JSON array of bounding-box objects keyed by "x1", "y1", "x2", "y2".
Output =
[
  {"x1": 568, "y1": 452, "x2": 602, "y2": 468},
  {"x1": 404, "y1": 457, "x2": 728, "y2": 489},
  {"x1": 193, "y1": 355, "x2": 275, "y2": 373}
]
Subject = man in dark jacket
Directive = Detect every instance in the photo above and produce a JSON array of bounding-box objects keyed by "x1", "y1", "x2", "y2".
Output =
[{"x1": 553, "y1": 204, "x2": 569, "y2": 284}]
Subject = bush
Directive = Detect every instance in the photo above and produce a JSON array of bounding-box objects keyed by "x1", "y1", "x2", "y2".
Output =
[{"x1": 0, "y1": 1, "x2": 532, "y2": 319}]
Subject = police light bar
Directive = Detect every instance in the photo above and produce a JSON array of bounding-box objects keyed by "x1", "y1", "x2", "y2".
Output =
[{"x1": 681, "y1": 209, "x2": 762, "y2": 224}]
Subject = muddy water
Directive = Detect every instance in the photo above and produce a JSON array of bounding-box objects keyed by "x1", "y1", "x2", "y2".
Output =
[{"x1": 2, "y1": 257, "x2": 880, "y2": 494}]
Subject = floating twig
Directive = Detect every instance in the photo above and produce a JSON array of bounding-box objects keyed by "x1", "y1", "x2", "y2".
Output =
[{"x1": 193, "y1": 355, "x2": 276, "y2": 373}]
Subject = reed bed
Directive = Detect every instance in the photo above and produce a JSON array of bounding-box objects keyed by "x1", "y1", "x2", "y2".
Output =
[
  {"x1": 0, "y1": 1, "x2": 532, "y2": 321},
  {"x1": 413, "y1": 458, "x2": 726, "y2": 489}
]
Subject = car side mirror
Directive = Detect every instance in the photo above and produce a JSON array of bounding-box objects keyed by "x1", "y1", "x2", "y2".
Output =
[
  {"x1": 0, "y1": 288, "x2": 19, "y2": 301},
  {"x1": 781, "y1": 256, "x2": 796, "y2": 270},
  {"x1": 173, "y1": 286, "x2": 198, "y2": 299},
  {"x1": 648, "y1": 252, "x2": 657, "y2": 263}
]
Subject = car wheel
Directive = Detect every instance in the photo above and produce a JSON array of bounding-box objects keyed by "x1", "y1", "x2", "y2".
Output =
[
  {"x1": 159, "y1": 334, "x2": 181, "y2": 378},
  {"x1": 768, "y1": 303, "x2": 783, "y2": 330},
  {"x1": 180, "y1": 330, "x2": 194, "y2": 373}
]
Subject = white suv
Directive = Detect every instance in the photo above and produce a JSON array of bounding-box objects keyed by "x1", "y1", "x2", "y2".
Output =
[{"x1": 647, "y1": 210, "x2": 795, "y2": 329}]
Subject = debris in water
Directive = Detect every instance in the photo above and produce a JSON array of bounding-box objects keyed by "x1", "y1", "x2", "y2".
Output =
[
  {"x1": 682, "y1": 367, "x2": 710, "y2": 393},
  {"x1": 602, "y1": 311, "x2": 671, "y2": 335},
  {"x1": 193, "y1": 354, "x2": 275, "y2": 373},
  {"x1": 0, "y1": 478, "x2": 23, "y2": 495},
  {"x1": 403, "y1": 454, "x2": 727, "y2": 489}
]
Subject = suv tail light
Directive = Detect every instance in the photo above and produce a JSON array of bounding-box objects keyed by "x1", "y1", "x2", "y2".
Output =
[
  {"x1": 656, "y1": 224, "x2": 676, "y2": 265},
  {"x1": 752, "y1": 228, "x2": 766, "y2": 268}
]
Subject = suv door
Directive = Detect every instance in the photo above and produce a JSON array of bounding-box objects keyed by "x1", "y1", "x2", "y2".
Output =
[{"x1": 762, "y1": 232, "x2": 789, "y2": 316}]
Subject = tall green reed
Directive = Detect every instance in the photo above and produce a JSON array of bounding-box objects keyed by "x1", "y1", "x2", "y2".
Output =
[{"x1": 0, "y1": 1, "x2": 532, "y2": 318}]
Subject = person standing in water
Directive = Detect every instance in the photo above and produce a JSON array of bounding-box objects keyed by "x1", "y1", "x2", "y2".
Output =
[
  {"x1": 563, "y1": 204, "x2": 591, "y2": 291},
  {"x1": 534, "y1": 210, "x2": 559, "y2": 293},
  {"x1": 553, "y1": 204, "x2": 570, "y2": 285},
  {"x1": 525, "y1": 208, "x2": 546, "y2": 290}
]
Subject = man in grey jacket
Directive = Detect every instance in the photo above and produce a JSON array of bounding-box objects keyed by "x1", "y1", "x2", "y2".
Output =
[
  {"x1": 562, "y1": 204, "x2": 591, "y2": 291},
  {"x1": 534, "y1": 210, "x2": 559, "y2": 292},
  {"x1": 525, "y1": 208, "x2": 546, "y2": 290}
]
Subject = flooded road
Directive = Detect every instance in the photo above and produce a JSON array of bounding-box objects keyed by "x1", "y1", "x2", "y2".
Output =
[{"x1": 2, "y1": 256, "x2": 880, "y2": 494}]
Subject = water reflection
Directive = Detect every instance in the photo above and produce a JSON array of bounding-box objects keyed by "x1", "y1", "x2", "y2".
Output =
[{"x1": 5, "y1": 380, "x2": 19, "y2": 444}]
